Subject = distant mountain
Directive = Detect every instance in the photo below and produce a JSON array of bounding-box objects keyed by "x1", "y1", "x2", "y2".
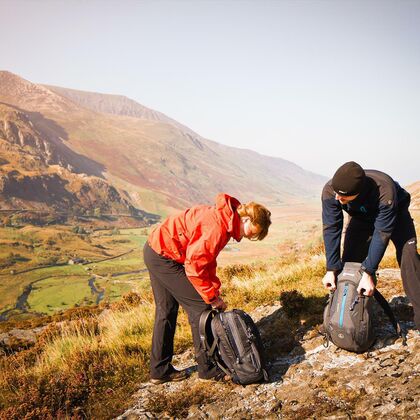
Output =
[
  {"x1": 44, "y1": 84, "x2": 199, "y2": 137},
  {"x1": 0, "y1": 71, "x2": 326, "y2": 216},
  {"x1": 44, "y1": 83, "x2": 326, "y2": 203},
  {"x1": 407, "y1": 181, "x2": 420, "y2": 210}
]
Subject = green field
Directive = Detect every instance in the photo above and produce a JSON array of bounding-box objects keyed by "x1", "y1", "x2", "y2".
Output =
[
  {"x1": 27, "y1": 275, "x2": 93, "y2": 315},
  {"x1": 0, "y1": 226, "x2": 149, "y2": 320}
]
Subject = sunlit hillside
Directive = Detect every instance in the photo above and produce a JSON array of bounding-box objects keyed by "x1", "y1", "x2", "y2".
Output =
[{"x1": 0, "y1": 71, "x2": 326, "y2": 216}]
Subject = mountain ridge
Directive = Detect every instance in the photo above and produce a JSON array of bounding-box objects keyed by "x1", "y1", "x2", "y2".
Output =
[{"x1": 44, "y1": 84, "x2": 201, "y2": 138}]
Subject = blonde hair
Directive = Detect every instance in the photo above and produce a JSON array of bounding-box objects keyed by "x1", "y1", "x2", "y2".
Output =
[{"x1": 237, "y1": 202, "x2": 272, "y2": 240}]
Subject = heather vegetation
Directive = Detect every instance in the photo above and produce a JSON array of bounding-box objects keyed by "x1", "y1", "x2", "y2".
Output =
[{"x1": 0, "y1": 247, "x2": 328, "y2": 419}]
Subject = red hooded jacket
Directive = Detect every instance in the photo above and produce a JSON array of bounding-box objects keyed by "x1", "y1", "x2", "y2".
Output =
[{"x1": 148, "y1": 193, "x2": 242, "y2": 303}]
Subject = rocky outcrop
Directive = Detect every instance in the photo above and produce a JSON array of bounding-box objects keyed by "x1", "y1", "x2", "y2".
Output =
[
  {"x1": 0, "y1": 326, "x2": 48, "y2": 352},
  {"x1": 0, "y1": 105, "x2": 56, "y2": 165},
  {"x1": 116, "y1": 269, "x2": 419, "y2": 419},
  {"x1": 0, "y1": 103, "x2": 152, "y2": 216}
]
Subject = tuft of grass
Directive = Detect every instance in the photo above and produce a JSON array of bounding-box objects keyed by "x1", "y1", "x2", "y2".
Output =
[
  {"x1": 220, "y1": 253, "x2": 326, "y2": 311},
  {"x1": 220, "y1": 262, "x2": 266, "y2": 281}
]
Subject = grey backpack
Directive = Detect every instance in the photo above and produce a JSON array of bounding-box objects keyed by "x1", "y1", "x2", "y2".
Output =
[
  {"x1": 199, "y1": 309, "x2": 268, "y2": 385},
  {"x1": 322, "y1": 262, "x2": 405, "y2": 353}
]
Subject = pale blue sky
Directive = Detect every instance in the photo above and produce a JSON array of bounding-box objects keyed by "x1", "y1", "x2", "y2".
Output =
[{"x1": 1, "y1": 0, "x2": 419, "y2": 184}]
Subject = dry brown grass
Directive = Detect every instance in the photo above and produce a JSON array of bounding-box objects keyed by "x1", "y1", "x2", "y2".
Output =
[
  {"x1": 0, "y1": 236, "x2": 405, "y2": 419},
  {"x1": 0, "y1": 290, "x2": 194, "y2": 419},
  {"x1": 220, "y1": 252, "x2": 326, "y2": 311}
]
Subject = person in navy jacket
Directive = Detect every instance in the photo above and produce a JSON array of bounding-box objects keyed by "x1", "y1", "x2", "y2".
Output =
[{"x1": 321, "y1": 161, "x2": 420, "y2": 329}]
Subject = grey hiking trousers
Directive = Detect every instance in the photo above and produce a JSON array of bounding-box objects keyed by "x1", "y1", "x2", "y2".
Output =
[{"x1": 143, "y1": 241, "x2": 219, "y2": 379}]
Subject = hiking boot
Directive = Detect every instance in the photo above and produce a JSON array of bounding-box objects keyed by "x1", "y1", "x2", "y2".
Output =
[
  {"x1": 150, "y1": 369, "x2": 189, "y2": 385},
  {"x1": 199, "y1": 370, "x2": 231, "y2": 383}
]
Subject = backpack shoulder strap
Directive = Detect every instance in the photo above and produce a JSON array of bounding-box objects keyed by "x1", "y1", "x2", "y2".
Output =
[
  {"x1": 199, "y1": 309, "x2": 231, "y2": 377},
  {"x1": 199, "y1": 309, "x2": 217, "y2": 352},
  {"x1": 373, "y1": 289, "x2": 407, "y2": 345},
  {"x1": 326, "y1": 291, "x2": 335, "y2": 317}
]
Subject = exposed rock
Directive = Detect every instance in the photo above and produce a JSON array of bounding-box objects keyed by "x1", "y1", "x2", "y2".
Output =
[
  {"x1": 0, "y1": 326, "x2": 48, "y2": 352},
  {"x1": 0, "y1": 102, "x2": 154, "y2": 218},
  {"x1": 116, "y1": 269, "x2": 419, "y2": 419}
]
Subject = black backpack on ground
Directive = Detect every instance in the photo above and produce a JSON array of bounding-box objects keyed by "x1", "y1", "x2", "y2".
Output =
[
  {"x1": 322, "y1": 262, "x2": 406, "y2": 353},
  {"x1": 199, "y1": 308, "x2": 268, "y2": 385}
]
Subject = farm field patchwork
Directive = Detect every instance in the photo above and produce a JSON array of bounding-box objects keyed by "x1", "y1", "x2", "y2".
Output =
[
  {"x1": 1, "y1": 205, "x2": 418, "y2": 321},
  {"x1": 0, "y1": 226, "x2": 149, "y2": 320}
]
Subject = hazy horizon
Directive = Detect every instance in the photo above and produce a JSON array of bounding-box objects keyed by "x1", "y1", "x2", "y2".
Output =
[{"x1": 1, "y1": 0, "x2": 419, "y2": 185}]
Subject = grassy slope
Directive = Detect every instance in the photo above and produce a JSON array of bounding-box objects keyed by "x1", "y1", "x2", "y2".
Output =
[{"x1": 0, "y1": 207, "x2": 418, "y2": 419}]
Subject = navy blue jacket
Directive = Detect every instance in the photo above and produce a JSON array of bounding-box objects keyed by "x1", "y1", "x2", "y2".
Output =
[{"x1": 322, "y1": 170, "x2": 410, "y2": 274}]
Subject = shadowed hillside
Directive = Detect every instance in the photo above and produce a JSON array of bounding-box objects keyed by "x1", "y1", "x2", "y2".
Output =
[{"x1": 0, "y1": 102, "x2": 146, "y2": 217}]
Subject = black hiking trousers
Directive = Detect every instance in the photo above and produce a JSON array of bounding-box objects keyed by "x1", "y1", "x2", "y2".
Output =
[
  {"x1": 143, "y1": 241, "x2": 219, "y2": 380},
  {"x1": 342, "y1": 202, "x2": 420, "y2": 329}
]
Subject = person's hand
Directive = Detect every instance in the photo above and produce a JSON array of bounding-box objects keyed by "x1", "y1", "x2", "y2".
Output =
[
  {"x1": 211, "y1": 296, "x2": 227, "y2": 311},
  {"x1": 357, "y1": 272, "x2": 376, "y2": 296},
  {"x1": 322, "y1": 271, "x2": 337, "y2": 292}
]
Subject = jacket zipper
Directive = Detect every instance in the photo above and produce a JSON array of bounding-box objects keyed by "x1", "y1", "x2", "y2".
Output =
[{"x1": 339, "y1": 284, "x2": 349, "y2": 328}]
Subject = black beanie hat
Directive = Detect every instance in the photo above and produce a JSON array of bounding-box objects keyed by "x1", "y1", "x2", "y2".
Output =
[{"x1": 332, "y1": 161, "x2": 366, "y2": 196}]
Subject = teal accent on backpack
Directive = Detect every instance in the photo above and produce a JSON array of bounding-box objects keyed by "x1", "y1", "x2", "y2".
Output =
[
  {"x1": 322, "y1": 262, "x2": 405, "y2": 353},
  {"x1": 339, "y1": 284, "x2": 348, "y2": 327}
]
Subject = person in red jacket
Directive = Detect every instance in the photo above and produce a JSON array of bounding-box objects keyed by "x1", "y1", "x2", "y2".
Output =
[{"x1": 144, "y1": 193, "x2": 271, "y2": 384}]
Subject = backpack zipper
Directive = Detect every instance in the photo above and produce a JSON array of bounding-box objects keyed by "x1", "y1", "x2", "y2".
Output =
[
  {"x1": 219, "y1": 313, "x2": 241, "y2": 364},
  {"x1": 339, "y1": 284, "x2": 349, "y2": 328},
  {"x1": 350, "y1": 296, "x2": 359, "y2": 311},
  {"x1": 236, "y1": 313, "x2": 261, "y2": 371}
]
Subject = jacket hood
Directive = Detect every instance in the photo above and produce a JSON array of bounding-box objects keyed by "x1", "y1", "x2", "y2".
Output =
[{"x1": 215, "y1": 193, "x2": 242, "y2": 241}]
